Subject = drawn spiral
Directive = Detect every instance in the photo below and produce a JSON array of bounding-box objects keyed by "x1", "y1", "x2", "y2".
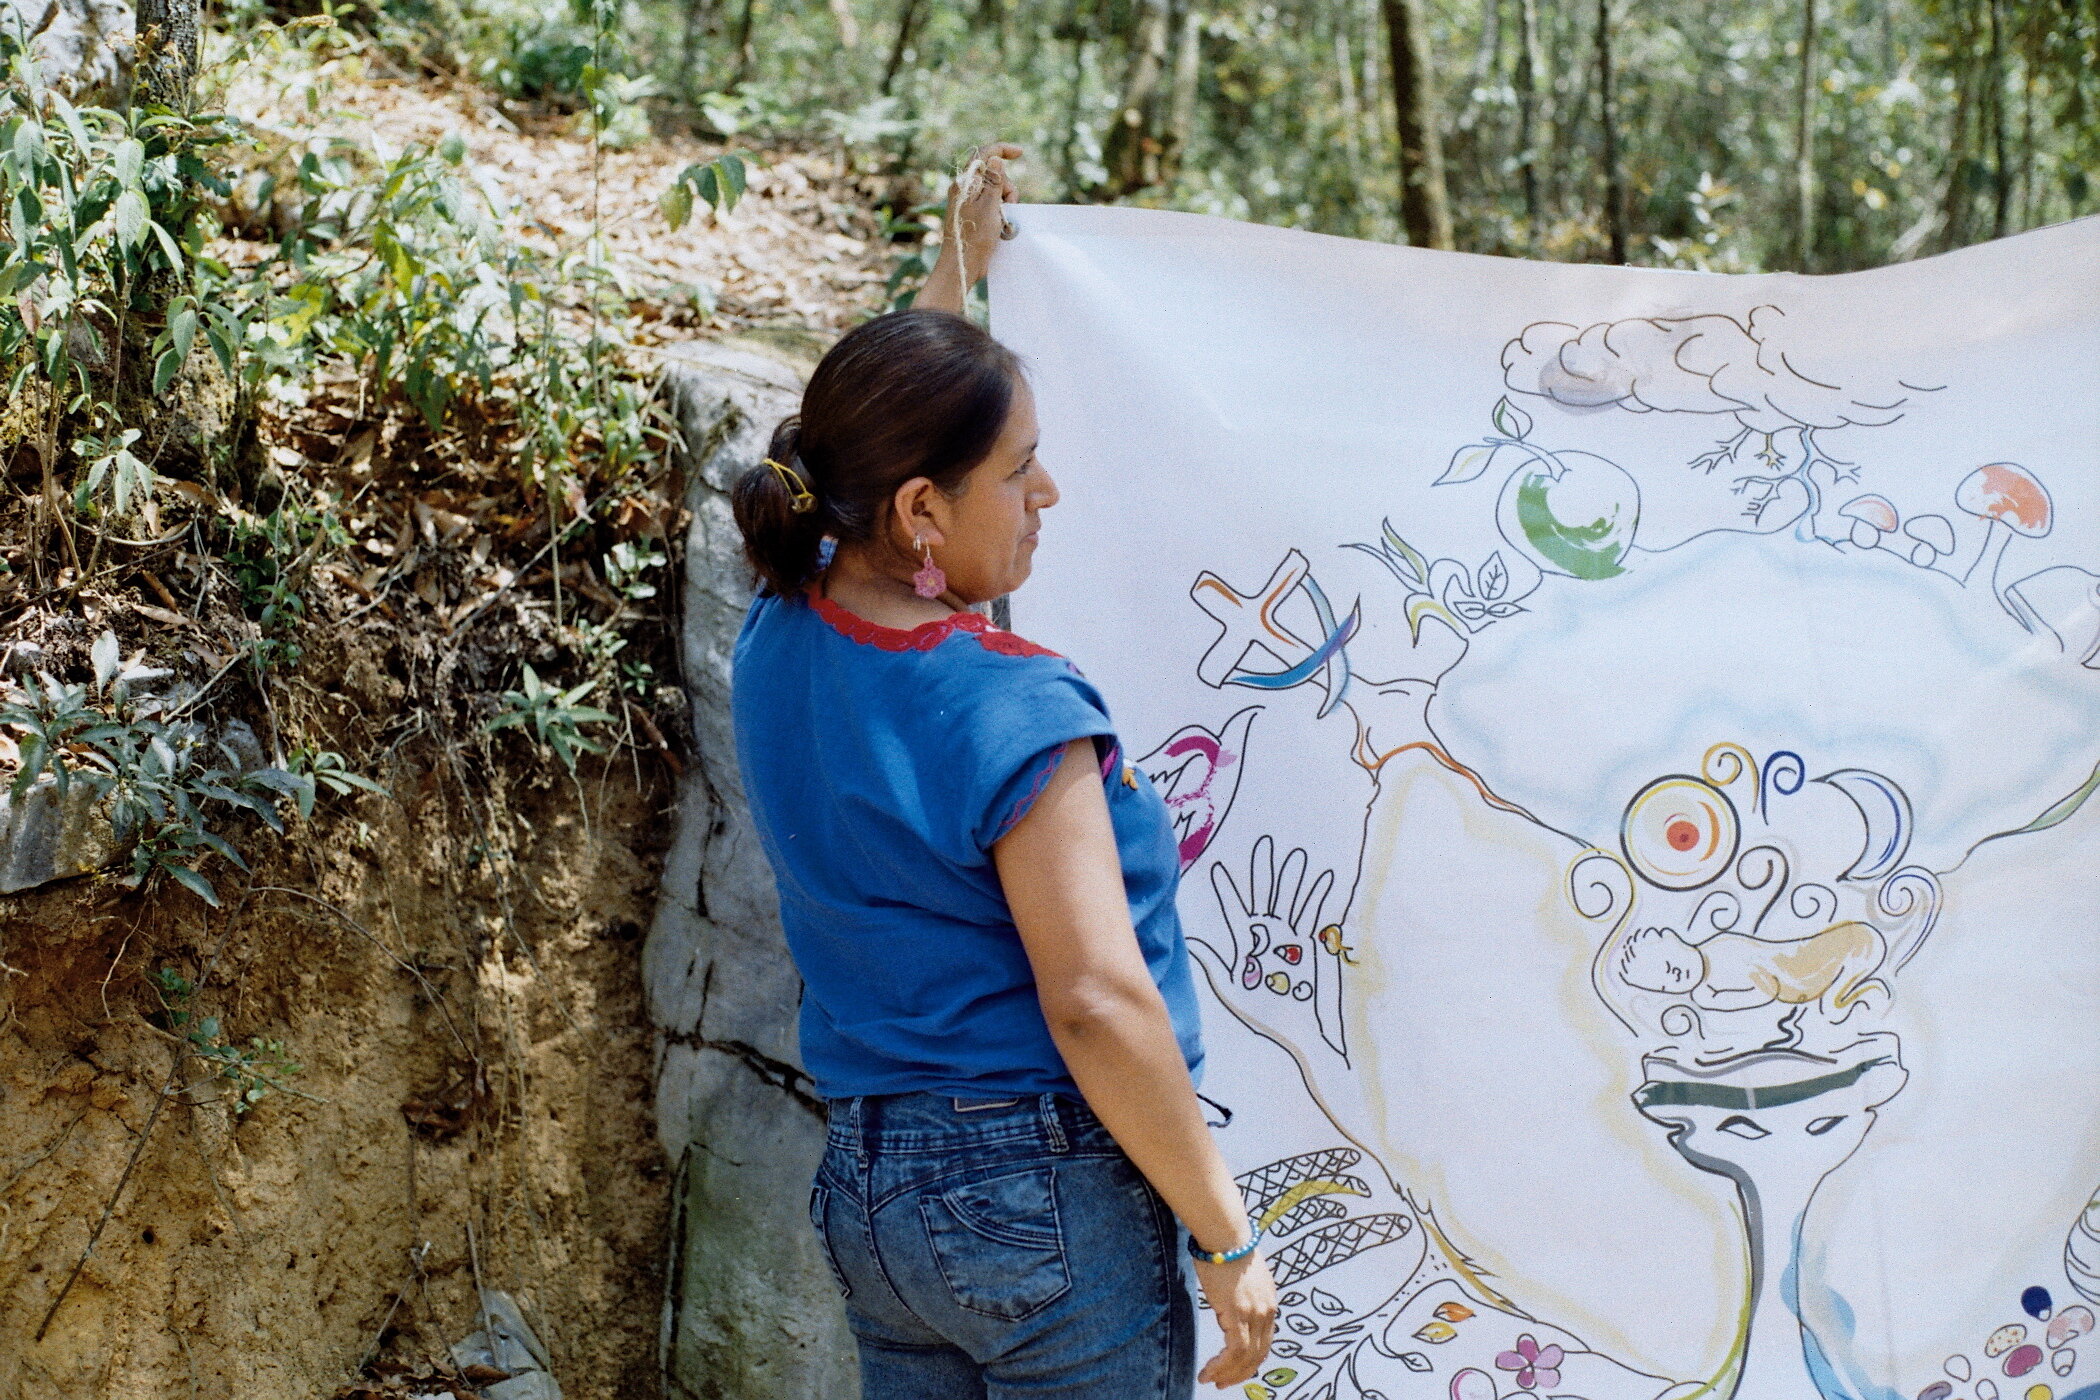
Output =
[
  {"x1": 1569, "y1": 850, "x2": 1633, "y2": 922},
  {"x1": 1622, "y1": 776, "x2": 1740, "y2": 891},
  {"x1": 1878, "y1": 866, "x2": 1943, "y2": 971}
]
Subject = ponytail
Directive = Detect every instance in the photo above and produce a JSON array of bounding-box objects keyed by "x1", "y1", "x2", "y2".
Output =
[
  {"x1": 729, "y1": 309, "x2": 1023, "y2": 597},
  {"x1": 731, "y1": 419, "x2": 830, "y2": 595}
]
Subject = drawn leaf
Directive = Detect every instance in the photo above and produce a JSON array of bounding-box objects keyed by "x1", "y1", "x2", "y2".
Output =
[
  {"x1": 1485, "y1": 601, "x2": 1526, "y2": 618},
  {"x1": 1310, "y1": 1287, "x2": 1346, "y2": 1316},
  {"x1": 1492, "y1": 395, "x2": 1535, "y2": 440},
  {"x1": 1450, "y1": 598, "x2": 1489, "y2": 621},
  {"x1": 1381, "y1": 520, "x2": 1432, "y2": 586},
  {"x1": 1437, "y1": 442, "x2": 1502, "y2": 486},
  {"x1": 1478, "y1": 551, "x2": 1509, "y2": 600}
]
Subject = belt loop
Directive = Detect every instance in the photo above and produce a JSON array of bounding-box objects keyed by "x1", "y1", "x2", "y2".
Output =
[
  {"x1": 848, "y1": 1096, "x2": 869, "y2": 1165},
  {"x1": 1039, "y1": 1093, "x2": 1068, "y2": 1154}
]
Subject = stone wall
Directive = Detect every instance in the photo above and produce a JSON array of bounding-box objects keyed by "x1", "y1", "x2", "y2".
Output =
[{"x1": 647, "y1": 340, "x2": 858, "y2": 1400}]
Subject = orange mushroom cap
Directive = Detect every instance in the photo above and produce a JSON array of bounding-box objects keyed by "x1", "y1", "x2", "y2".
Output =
[{"x1": 1955, "y1": 463, "x2": 2052, "y2": 536}]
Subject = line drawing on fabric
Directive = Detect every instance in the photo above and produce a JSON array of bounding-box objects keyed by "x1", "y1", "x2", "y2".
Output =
[
  {"x1": 1128, "y1": 303, "x2": 2100, "y2": 1400},
  {"x1": 1495, "y1": 310, "x2": 1939, "y2": 542}
]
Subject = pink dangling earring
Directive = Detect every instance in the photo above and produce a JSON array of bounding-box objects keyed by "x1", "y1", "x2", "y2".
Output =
[{"x1": 912, "y1": 538, "x2": 948, "y2": 600}]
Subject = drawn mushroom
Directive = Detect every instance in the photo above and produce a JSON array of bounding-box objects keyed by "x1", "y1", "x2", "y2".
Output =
[
  {"x1": 1903, "y1": 514, "x2": 1957, "y2": 571},
  {"x1": 1956, "y1": 463, "x2": 2053, "y2": 596},
  {"x1": 1838, "y1": 494, "x2": 1900, "y2": 551}
]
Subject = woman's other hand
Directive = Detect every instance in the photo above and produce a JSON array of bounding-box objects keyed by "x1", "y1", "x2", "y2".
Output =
[
  {"x1": 918, "y1": 142, "x2": 1022, "y2": 314},
  {"x1": 1192, "y1": 1250, "x2": 1278, "y2": 1388}
]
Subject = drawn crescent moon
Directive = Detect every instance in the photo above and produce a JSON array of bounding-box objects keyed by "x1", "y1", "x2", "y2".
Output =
[{"x1": 1816, "y1": 768, "x2": 1913, "y2": 881}]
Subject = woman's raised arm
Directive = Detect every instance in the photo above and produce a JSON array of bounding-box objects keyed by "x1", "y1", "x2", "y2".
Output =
[
  {"x1": 917, "y1": 142, "x2": 1023, "y2": 315},
  {"x1": 994, "y1": 737, "x2": 1278, "y2": 1390}
]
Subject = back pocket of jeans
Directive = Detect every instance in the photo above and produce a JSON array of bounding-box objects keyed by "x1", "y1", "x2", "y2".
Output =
[
  {"x1": 808, "y1": 1183, "x2": 852, "y2": 1299},
  {"x1": 918, "y1": 1166, "x2": 1071, "y2": 1320}
]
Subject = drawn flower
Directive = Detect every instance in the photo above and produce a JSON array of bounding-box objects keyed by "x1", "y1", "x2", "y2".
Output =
[{"x1": 1494, "y1": 1334, "x2": 1563, "y2": 1391}]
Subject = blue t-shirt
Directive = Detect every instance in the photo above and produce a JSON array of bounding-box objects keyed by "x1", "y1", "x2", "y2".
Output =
[{"x1": 731, "y1": 586, "x2": 1204, "y2": 1100}]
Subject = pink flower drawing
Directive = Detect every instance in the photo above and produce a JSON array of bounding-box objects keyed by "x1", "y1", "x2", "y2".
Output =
[{"x1": 1495, "y1": 1335, "x2": 1564, "y2": 1391}]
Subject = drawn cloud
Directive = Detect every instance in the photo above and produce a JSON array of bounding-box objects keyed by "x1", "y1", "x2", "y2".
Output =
[{"x1": 1501, "y1": 308, "x2": 1930, "y2": 435}]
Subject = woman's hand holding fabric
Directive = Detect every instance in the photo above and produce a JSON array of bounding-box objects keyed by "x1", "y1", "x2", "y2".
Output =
[
  {"x1": 1192, "y1": 1251, "x2": 1279, "y2": 1388},
  {"x1": 918, "y1": 142, "x2": 1022, "y2": 314}
]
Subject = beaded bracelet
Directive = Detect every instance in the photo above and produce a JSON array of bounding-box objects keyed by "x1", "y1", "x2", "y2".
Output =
[{"x1": 1187, "y1": 1224, "x2": 1262, "y2": 1266}]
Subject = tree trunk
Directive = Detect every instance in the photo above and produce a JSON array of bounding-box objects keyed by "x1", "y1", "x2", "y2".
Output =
[
  {"x1": 1336, "y1": 17, "x2": 1363, "y2": 182},
  {"x1": 1471, "y1": 0, "x2": 1501, "y2": 99},
  {"x1": 728, "y1": 0, "x2": 759, "y2": 89},
  {"x1": 1935, "y1": 0, "x2": 1977, "y2": 252},
  {"x1": 132, "y1": 0, "x2": 198, "y2": 111},
  {"x1": 1986, "y1": 0, "x2": 2008, "y2": 237},
  {"x1": 1593, "y1": 0, "x2": 1625, "y2": 262},
  {"x1": 1060, "y1": 28, "x2": 1090, "y2": 198},
  {"x1": 1164, "y1": 7, "x2": 1203, "y2": 187},
  {"x1": 680, "y1": 0, "x2": 719, "y2": 100},
  {"x1": 1098, "y1": 0, "x2": 1173, "y2": 198},
  {"x1": 1380, "y1": 0, "x2": 1454, "y2": 248},
  {"x1": 830, "y1": 0, "x2": 861, "y2": 50},
  {"x1": 880, "y1": 0, "x2": 924, "y2": 96},
  {"x1": 1793, "y1": 0, "x2": 1818, "y2": 270},
  {"x1": 1515, "y1": 0, "x2": 1546, "y2": 236}
]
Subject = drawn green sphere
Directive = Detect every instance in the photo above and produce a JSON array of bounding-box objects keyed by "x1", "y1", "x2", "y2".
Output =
[{"x1": 1496, "y1": 450, "x2": 1641, "y2": 580}]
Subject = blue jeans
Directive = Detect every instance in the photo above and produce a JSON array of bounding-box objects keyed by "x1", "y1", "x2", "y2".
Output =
[{"x1": 811, "y1": 1091, "x2": 1195, "y2": 1399}]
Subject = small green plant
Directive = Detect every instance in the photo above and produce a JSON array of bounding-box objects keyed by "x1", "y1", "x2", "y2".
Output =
[
  {"x1": 603, "y1": 538, "x2": 665, "y2": 601},
  {"x1": 0, "y1": 631, "x2": 313, "y2": 905},
  {"x1": 485, "y1": 664, "x2": 616, "y2": 774},
  {"x1": 219, "y1": 500, "x2": 348, "y2": 670},
  {"x1": 287, "y1": 747, "x2": 388, "y2": 811},
  {"x1": 150, "y1": 967, "x2": 305, "y2": 1114},
  {"x1": 658, "y1": 153, "x2": 747, "y2": 230}
]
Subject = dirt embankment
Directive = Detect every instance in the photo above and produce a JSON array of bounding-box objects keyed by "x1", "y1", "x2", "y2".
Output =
[
  {"x1": 1, "y1": 39, "x2": 898, "y2": 1400},
  {"x1": 1, "y1": 637, "x2": 676, "y2": 1398}
]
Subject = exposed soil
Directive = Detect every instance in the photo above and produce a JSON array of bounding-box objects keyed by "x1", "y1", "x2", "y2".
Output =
[
  {"x1": 1, "y1": 32, "x2": 891, "y2": 1400},
  {"x1": 0, "y1": 650, "x2": 679, "y2": 1399}
]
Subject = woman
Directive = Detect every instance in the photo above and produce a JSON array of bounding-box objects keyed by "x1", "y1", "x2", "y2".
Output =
[{"x1": 729, "y1": 144, "x2": 1276, "y2": 1398}]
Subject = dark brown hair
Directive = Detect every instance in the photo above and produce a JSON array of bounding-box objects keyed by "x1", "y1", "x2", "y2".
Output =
[{"x1": 731, "y1": 309, "x2": 1024, "y2": 595}]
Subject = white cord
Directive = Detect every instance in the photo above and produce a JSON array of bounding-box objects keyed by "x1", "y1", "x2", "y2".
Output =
[{"x1": 946, "y1": 149, "x2": 1017, "y2": 293}]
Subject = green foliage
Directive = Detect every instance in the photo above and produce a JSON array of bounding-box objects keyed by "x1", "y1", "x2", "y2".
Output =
[
  {"x1": 288, "y1": 747, "x2": 390, "y2": 814},
  {"x1": 0, "y1": 632, "x2": 323, "y2": 905},
  {"x1": 218, "y1": 499, "x2": 351, "y2": 670},
  {"x1": 658, "y1": 152, "x2": 747, "y2": 230},
  {"x1": 485, "y1": 663, "x2": 617, "y2": 774},
  {"x1": 575, "y1": 0, "x2": 2096, "y2": 272},
  {"x1": 0, "y1": 25, "x2": 246, "y2": 520},
  {"x1": 149, "y1": 967, "x2": 306, "y2": 1114},
  {"x1": 603, "y1": 538, "x2": 665, "y2": 601}
]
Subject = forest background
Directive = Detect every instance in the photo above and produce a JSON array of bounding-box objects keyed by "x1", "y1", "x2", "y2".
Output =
[{"x1": 519, "y1": 0, "x2": 2100, "y2": 272}]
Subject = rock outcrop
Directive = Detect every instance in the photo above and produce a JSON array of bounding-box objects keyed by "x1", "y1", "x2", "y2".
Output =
[
  {"x1": 647, "y1": 338, "x2": 857, "y2": 1400},
  {"x1": 1, "y1": 0, "x2": 133, "y2": 99}
]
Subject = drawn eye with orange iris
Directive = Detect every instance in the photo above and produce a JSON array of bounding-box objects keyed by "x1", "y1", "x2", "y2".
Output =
[{"x1": 1621, "y1": 776, "x2": 1740, "y2": 890}]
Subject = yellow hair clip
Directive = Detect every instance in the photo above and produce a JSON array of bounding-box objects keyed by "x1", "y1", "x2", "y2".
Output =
[{"x1": 764, "y1": 457, "x2": 817, "y2": 514}]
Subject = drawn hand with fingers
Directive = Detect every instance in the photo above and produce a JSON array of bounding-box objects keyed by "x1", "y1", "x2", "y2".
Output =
[{"x1": 1202, "y1": 834, "x2": 1351, "y2": 1062}]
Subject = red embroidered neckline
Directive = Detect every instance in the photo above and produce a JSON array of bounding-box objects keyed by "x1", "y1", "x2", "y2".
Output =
[{"x1": 807, "y1": 587, "x2": 1062, "y2": 659}]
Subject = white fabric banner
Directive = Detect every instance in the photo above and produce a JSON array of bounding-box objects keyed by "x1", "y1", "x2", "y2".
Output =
[{"x1": 990, "y1": 207, "x2": 2100, "y2": 1400}]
